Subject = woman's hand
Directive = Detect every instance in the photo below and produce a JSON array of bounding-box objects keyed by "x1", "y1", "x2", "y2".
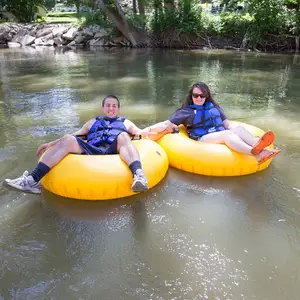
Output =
[
  {"x1": 36, "y1": 143, "x2": 50, "y2": 156},
  {"x1": 136, "y1": 129, "x2": 158, "y2": 139}
]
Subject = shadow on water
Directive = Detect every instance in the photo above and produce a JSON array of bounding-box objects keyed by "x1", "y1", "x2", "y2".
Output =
[{"x1": 41, "y1": 174, "x2": 169, "y2": 223}]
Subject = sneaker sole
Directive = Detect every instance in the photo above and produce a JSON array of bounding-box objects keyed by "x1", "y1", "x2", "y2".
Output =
[
  {"x1": 4, "y1": 180, "x2": 41, "y2": 194},
  {"x1": 132, "y1": 181, "x2": 148, "y2": 193}
]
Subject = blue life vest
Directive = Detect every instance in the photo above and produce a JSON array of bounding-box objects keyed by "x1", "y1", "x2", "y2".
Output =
[
  {"x1": 87, "y1": 116, "x2": 129, "y2": 147},
  {"x1": 188, "y1": 101, "x2": 225, "y2": 139}
]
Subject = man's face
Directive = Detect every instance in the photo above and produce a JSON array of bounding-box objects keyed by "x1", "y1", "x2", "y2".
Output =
[{"x1": 102, "y1": 97, "x2": 120, "y2": 118}]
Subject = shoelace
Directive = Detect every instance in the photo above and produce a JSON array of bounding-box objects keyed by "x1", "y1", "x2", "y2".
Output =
[
  {"x1": 10, "y1": 172, "x2": 29, "y2": 184},
  {"x1": 19, "y1": 176, "x2": 31, "y2": 188}
]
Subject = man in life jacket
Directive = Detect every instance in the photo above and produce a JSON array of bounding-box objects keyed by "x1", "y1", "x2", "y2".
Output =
[{"x1": 5, "y1": 95, "x2": 150, "y2": 194}]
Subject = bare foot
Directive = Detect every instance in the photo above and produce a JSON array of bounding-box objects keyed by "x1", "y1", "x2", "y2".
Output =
[{"x1": 255, "y1": 148, "x2": 281, "y2": 165}]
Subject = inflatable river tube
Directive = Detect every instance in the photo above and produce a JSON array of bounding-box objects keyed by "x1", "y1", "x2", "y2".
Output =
[
  {"x1": 40, "y1": 139, "x2": 169, "y2": 200},
  {"x1": 158, "y1": 121, "x2": 274, "y2": 176}
]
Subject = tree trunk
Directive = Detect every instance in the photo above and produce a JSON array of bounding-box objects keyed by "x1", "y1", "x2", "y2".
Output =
[
  {"x1": 137, "y1": 0, "x2": 145, "y2": 15},
  {"x1": 96, "y1": 0, "x2": 137, "y2": 46},
  {"x1": 296, "y1": 36, "x2": 299, "y2": 53},
  {"x1": 133, "y1": 0, "x2": 137, "y2": 14}
]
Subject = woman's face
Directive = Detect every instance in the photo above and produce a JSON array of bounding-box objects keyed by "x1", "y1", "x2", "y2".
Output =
[{"x1": 192, "y1": 87, "x2": 206, "y2": 106}]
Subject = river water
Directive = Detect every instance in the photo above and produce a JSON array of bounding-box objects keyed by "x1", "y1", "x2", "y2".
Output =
[{"x1": 0, "y1": 47, "x2": 300, "y2": 299}]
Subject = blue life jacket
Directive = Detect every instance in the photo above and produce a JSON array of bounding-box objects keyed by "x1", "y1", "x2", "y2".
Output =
[
  {"x1": 188, "y1": 101, "x2": 225, "y2": 139},
  {"x1": 87, "y1": 116, "x2": 129, "y2": 147}
]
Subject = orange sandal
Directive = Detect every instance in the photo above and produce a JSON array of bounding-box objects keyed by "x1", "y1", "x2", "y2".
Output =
[
  {"x1": 251, "y1": 130, "x2": 275, "y2": 156},
  {"x1": 258, "y1": 148, "x2": 281, "y2": 165}
]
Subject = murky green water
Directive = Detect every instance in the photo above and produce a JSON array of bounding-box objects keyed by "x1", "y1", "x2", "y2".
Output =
[{"x1": 1, "y1": 47, "x2": 300, "y2": 299}]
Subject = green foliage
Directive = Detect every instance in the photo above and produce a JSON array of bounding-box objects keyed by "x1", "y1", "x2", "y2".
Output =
[
  {"x1": 6, "y1": 0, "x2": 44, "y2": 22},
  {"x1": 220, "y1": 11, "x2": 253, "y2": 39},
  {"x1": 248, "y1": 0, "x2": 286, "y2": 33},
  {"x1": 149, "y1": 0, "x2": 204, "y2": 34},
  {"x1": 81, "y1": 10, "x2": 108, "y2": 26},
  {"x1": 177, "y1": 0, "x2": 201, "y2": 33},
  {"x1": 201, "y1": 11, "x2": 222, "y2": 35},
  {"x1": 285, "y1": 5, "x2": 300, "y2": 35},
  {"x1": 246, "y1": 0, "x2": 290, "y2": 47},
  {"x1": 44, "y1": 0, "x2": 56, "y2": 10}
]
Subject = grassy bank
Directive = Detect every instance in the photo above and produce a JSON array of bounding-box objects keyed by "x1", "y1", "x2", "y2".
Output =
[{"x1": 45, "y1": 12, "x2": 85, "y2": 25}]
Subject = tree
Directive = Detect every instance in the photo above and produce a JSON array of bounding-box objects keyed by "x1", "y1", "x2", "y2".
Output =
[
  {"x1": 6, "y1": 0, "x2": 44, "y2": 22},
  {"x1": 44, "y1": 0, "x2": 56, "y2": 10}
]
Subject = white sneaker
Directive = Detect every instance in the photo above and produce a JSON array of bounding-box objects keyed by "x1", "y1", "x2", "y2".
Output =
[
  {"x1": 131, "y1": 169, "x2": 148, "y2": 193},
  {"x1": 5, "y1": 171, "x2": 41, "y2": 194}
]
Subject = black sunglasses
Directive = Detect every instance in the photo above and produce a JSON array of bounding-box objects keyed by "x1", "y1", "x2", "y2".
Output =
[{"x1": 192, "y1": 93, "x2": 206, "y2": 99}]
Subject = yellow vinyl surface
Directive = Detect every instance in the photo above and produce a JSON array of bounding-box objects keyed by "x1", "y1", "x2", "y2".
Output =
[
  {"x1": 41, "y1": 139, "x2": 169, "y2": 200},
  {"x1": 158, "y1": 121, "x2": 274, "y2": 176}
]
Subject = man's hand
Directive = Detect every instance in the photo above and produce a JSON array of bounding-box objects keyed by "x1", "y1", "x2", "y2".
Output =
[{"x1": 36, "y1": 143, "x2": 50, "y2": 156}]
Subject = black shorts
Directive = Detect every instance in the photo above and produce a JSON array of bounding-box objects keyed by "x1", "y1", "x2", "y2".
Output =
[{"x1": 75, "y1": 136, "x2": 118, "y2": 155}]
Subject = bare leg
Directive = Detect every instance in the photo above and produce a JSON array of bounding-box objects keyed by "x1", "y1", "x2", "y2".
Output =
[
  {"x1": 41, "y1": 135, "x2": 84, "y2": 168},
  {"x1": 200, "y1": 130, "x2": 253, "y2": 155},
  {"x1": 116, "y1": 132, "x2": 140, "y2": 166},
  {"x1": 199, "y1": 130, "x2": 275, "y2": 162},
  {"x1": 116, "y1": 132, "x2": 148, "y2": 192},
  {"x1": 230, "y1": 125, "x2": 259, "y2": 146}
]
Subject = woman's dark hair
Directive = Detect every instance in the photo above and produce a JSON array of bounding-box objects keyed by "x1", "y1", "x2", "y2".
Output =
[
  {"x1": 181, "y1": 82, "x2": 219, "y2": 108},
  {"x1": 102, "y1": 95, "x2": 120, "y2": 107}
]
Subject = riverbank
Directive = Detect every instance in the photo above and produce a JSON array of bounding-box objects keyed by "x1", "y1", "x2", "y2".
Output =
[
  {"x1": 0, "y1": 23, "x2": 297, "y2": 52},
  {"x1": 0, "y1": 23, "x2": 129, "y2": 49}
]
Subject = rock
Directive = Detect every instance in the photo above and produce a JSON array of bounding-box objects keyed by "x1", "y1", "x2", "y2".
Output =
[
  {"x1": 0, "y1": 23, "x2": 124, "y2": 49},
  {"x1": 8, "y1": 42, "x2": 21, "y2": 48},
  {"x1": 67, "y1": 40, "x2": 76, "y2": 47},
  {"x1": 19, "y1": 34, "x2": 36, "y2": 46},
  {"x1": 52, "y1": 26, "x2": 69, "y2": 38},
  {"x1": 111, "y1": 36, "x2": 125, "y2": 44},
  {"x1": 62, "y1": 27, "x2": 77, "y2": 41},
  {"x1": 82, "y1": 28, "x2": 94, "y2": 38},
  {"x1": 53, "y1": 36, "x2": 64, "y2": 47},
  {"x1": 94, "y1": 29, "x2": 108, "y2": 39},
  {"x1": 89, "y1": 38, "x2": 105, "y2": 46},
  {"x1": 75, "y1": 35, "x2": 85, "y2": 44},
  {"x1": 36, "y1": 27, "x2": 52, "y2": 38},
  {"x1": 108, "y1": 41, "x2": 118, "y2": 47},
  {"x1": 11, "y1": 28, "x2": 28, "y2": 42},
  {"x1": 34, "y1": 33, "x2": 53, "y2": 46},
  {"x1": 44, "y1": 39, "x2": 54, "y2": 46}
]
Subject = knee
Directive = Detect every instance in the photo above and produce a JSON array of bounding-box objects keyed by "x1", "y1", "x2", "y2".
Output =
[
  {"x1": 223, "y1": 130, "x2": 236, "y2": 140},
  {"x1": 59, "y1": 134, "x2": 76, "y2": 150},
  {"x1": 117, "y1": 132, "x2": 131, "y2": 144},
  {"x1": 230, "y1": 125, "x2": 243, "y2": 134}
]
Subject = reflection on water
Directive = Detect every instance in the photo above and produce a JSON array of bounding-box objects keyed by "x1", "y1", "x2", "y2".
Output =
[{"x1": 0, "y1": 48, "x2": 300, "y2": 299}]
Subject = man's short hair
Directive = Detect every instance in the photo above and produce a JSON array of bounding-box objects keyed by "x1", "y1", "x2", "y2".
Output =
[{"x1": 102, "y1": 95, "x2": 120, "y2": 107}]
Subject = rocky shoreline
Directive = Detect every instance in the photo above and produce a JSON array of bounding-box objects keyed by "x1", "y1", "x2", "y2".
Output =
[
  {"x1": 0, "y1": 23, "x2": 131, "y2": 49},
  {"x1": 0, "y1": 23, "x2": 297, "y2": 52}
]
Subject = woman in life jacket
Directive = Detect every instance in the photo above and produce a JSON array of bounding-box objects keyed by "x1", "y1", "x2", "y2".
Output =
[{"x1": 146, "y1": 81, "x2": 280, "y2": 165}]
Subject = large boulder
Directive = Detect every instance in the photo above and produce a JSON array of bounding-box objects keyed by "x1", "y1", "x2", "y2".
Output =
[{"x1": 62, "y1": 27, "x2": 77, "y2": 41}]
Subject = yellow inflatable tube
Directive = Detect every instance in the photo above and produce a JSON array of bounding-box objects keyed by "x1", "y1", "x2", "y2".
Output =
[
  {"x1": 158, "y1": 121, "x2": 274, "y2": 176},
  {"x1": 41, "y1": 139, "x2": 168, "y2": 200}
]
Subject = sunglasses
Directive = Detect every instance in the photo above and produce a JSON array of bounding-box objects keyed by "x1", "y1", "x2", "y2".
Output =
[{"x1": 192, "y1": 93, "x2": 206, "y2": 99}]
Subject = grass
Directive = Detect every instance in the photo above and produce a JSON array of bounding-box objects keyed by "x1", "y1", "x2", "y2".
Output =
[{"x1": 45, "y1": 12, "x2": 86, "y2": 25}]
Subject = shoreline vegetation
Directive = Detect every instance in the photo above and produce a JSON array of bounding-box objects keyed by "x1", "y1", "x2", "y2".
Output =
[{"x1": 0, "y1": 1, "x2": 299, "y2": 53}]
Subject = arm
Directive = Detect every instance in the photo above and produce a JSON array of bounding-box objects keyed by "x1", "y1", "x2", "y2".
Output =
[
  {"x1": 124, "y1": 119, "x2": 157, "y2": 139},
  {"x1": 36, "y1": 119, "x2": 94, "y2": 156},
  {"x1": 124, "y1": 119, "x2": 177, "y2": 141},
  {"x1": 223, "y1": 119, "x2": 232, "y2": 130},
  {"x1": 143, "y1": 120, "x2": 178, "y2": 141}
]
